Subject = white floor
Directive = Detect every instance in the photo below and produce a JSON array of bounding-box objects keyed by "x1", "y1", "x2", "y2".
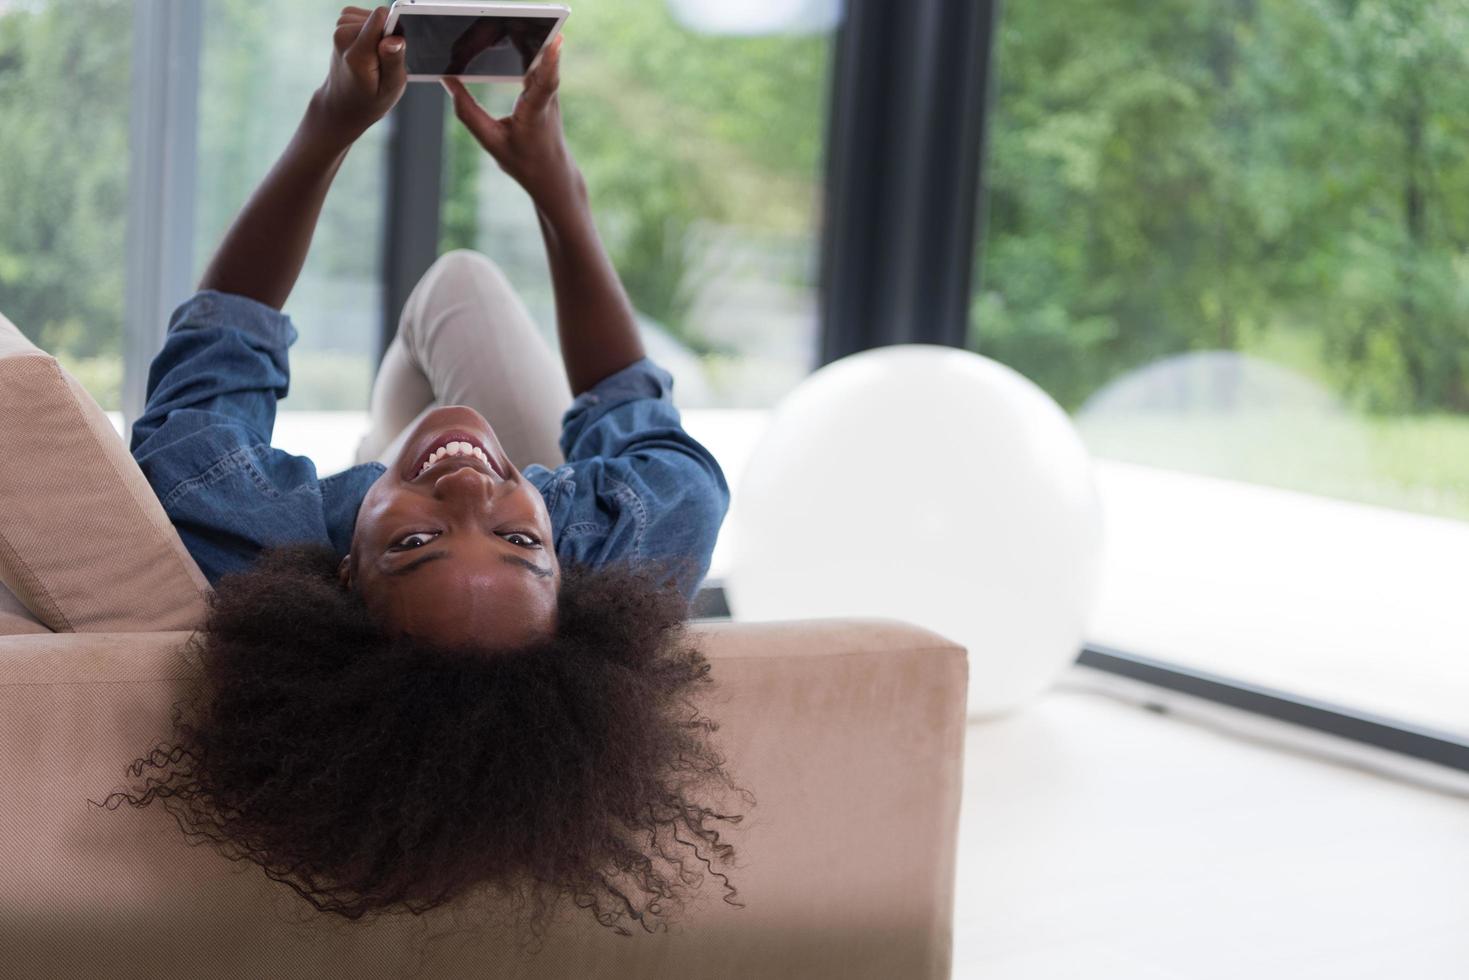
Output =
[
  {"x1": 1090, "y1": 462, "x2": 1469, "y2": 738},
  {"x1": 953, "y1": 677, "x2": 1469, "y2": 979}
]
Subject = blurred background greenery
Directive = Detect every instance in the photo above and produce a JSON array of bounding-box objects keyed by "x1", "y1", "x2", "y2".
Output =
[
  {"x1": 980, "y1": 0, "x2": 1469, "y2": 417},
  {"x1": 975, "y1": 0, "x2": 1469, "y2": 517},
  {"x1": 2, "y1": 0, "x2": 1469, "y2": 516}
]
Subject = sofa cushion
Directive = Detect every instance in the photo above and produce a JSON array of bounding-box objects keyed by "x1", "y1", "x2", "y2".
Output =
[{"x1": 0, "y1": 311, "x2": 209, "y2": 632}]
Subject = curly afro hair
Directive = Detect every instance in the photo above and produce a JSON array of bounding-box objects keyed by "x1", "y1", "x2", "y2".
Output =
[{"x1": 95, "y1": 543, "x2": 752, "y2": 941}]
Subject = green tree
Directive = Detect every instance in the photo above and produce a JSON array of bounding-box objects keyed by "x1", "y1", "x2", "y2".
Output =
[
  {"x1": 0, "y1": 0, "x2": 130, "y2": 406},
  {"x1": 975, "y1": 0, "x2": 1469, "y2": 414},
  {"x1": 438, "y1": 0, "x2": 832, "y2": 352}
]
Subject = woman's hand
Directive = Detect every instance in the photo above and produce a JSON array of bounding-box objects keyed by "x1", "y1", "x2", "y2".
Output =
[
  {"x1": 445, "y1": 35, "x2": 644, "y2": 394},
  {"x1": 442, "y1": 36, "x2": 581, "y2": 206},
  {"x1": 310, "y1": 6, "x2": 408, "y2": 146}
]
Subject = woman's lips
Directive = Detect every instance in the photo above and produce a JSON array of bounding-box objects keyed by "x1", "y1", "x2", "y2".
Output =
[{"x1": 405, "y1": 429, "x2": 505, "y2": 481}]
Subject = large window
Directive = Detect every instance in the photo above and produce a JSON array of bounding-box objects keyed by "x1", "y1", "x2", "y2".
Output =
[
  {"x1": 9, "y1": 0, "x2": 1459, "y2": 747},
  {"x1": 0, "y1": 0, "x2": 386, "y2": 419},
  {"x1": 0, "y1": 0, "x2": 131, "y2": 410},
  {"x1": 196, "y1": 0, "x2": 387, "y2": 411},
  {"x1": 439, "y1": 0, "x2": 835, "y2": 409},
  {"x1": 975, "y1": 0, "x2": 1469, "y2": 736},
  {"x1": 0, "y1": 0, "x2": 828, "y2": 453}
]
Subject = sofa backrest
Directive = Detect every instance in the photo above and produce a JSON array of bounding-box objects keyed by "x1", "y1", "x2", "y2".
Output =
[
  {"x1": 0, "y1": 310, "x2": 209, "y2": 633},
  {"x1": 0, "y1": 617, "x2": 968, "y2": 979}
]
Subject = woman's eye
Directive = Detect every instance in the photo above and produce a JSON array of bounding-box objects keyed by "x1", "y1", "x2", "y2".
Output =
[
  {"x1": 503, "y1": 532, "x2": 540, "y2": 548},
  {"x1": 394, "y1": 531, "x2": 439, "y2": 550}
]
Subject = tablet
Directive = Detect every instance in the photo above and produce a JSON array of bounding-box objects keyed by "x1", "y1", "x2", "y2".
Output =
[{"x1": 384, "y1": 1, "x2": 571, "y2": 83}]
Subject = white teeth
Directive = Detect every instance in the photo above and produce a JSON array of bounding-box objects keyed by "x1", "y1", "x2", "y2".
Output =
[{"x1": 418, "y1": 439, "x2": 492, "y2": 478}]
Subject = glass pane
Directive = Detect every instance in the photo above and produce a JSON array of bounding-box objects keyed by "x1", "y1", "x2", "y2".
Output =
[
  {"x1": 196, "y1": 0, "x2": 386, "y2": 411},
  {"x1": 439, "y1": 0, "x2": 834, "y2": 408},
  {"x1": 0, "y1": 0, "x2": 130, "y2": 411},
  {"x1": 976, "y1": 0, "x2": 1469, "y2": 736}
]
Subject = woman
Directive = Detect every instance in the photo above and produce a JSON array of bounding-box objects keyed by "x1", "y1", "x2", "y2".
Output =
[{"x1": 106, "y1": 7, "x2": 749, "y2": 939}]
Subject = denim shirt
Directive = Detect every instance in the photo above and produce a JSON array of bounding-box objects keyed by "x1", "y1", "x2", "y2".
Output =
[{"x1": 129, "y1": 290, "x2": 729, "y2": 601}]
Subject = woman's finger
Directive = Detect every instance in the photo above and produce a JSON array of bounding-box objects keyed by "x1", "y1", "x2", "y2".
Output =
[
  {"x1": 442, "y1": 77, "x2": 507, "y2": 154},
  {"x1": 334, "y1": 23, "x2": 363, "y2": 53},
  {"x1": 521, "y1": 35, "x2": 562, "y2": 114},
  {"x1": 345, "y1": 6, "x2": 387, "y2": 68},
  {"x1": 378, "y1": 34, "x2": 407, "y2": 93}
]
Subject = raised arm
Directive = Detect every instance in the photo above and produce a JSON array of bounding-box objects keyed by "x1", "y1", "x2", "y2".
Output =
[
  {"x1": 199, "y1": 6, "x2": 407, "y2": 310},
  {"x1": 443, "y1": 38, "x2": 647, "y2": 396}
]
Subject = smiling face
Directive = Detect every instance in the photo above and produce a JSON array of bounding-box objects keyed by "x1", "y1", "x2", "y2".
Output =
[{"x1": 344, "y1": 406, "x2": 560, "y2": 650}]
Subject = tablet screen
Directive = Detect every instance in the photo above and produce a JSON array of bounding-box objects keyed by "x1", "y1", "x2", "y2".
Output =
[{"x1": 391, "y1": 14, "x2": 557, "y2": 76}]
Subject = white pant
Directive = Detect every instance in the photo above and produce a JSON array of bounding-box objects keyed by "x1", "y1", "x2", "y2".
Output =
[{"x1": 354, "y1": 250, "x2": 573, "y2": 471}]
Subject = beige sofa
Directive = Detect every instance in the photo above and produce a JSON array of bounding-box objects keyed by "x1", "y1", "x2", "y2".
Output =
[{"x1": 0, "y1": 311, "x2": 969, "y2": 979}]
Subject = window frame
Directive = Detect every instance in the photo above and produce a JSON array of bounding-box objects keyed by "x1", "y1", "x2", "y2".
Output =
[
  {"x1": 122, "y1": 0, "x2": 201, "y2": 434},
  {"x1": 380, "y1": 84, "x2": 445, "y2": 361},
  {"x1": 818, "y1": 0, "x2": 996, "y2": 363}
]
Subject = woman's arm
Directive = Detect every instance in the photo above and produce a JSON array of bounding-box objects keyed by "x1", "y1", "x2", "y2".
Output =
[
  {"x1": 199, "y1": 6, "x2": 407, "y2": 310},
  {"x1": 443, "y1": 39, "x2": 647, "y2": 396},
  {"x1": 531, "y1": 172, "x2": 648, "y2": 398},
  {"x1": 196, "y1": 114, "x2": 352, "y2": 310}
]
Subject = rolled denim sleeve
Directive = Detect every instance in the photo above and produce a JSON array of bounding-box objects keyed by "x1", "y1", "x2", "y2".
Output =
[
  {"x1": 559, "y1": 358, "x2": 679, "y2": 461},
  {"x1": 129, "y1": 290, "x2": 298, "y2": 453},
  {"x1": 555, "y1": 358, "x2": 730, "y2": 597}
]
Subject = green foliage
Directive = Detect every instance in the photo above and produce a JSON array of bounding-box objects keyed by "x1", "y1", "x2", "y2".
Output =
[
  {"x1": 0, "y1": 0, "x2": 130, "y2": 392},
  {"x1": 195, "y1": 0, "x2": 385, "y2": 409},
  {"x1": 54, "y1": 352, "x2": 121, "y2": 410},
  {"x1": 194, "y1": 0, "x2": 387, "y2": 285},
  {"x1": 0, "y1": 0, "x2": 385, "y2": 410},
  {"x1": 545, "y1": 0, "x2": 828, "y2": 348},
  {"x1": 1, "y1": 0, "x2": 828, "y2": 407},
  {"x1": 1080, "y1": 409, "x2": 1469, "y2": 520},
  {"x1": 977, "y1": 0, "x2": 1469, "y2": 415},
  {"x1": 15, "y1": 0, "x2": 1469, "y2": 428},
  {"x1": 440, "y1": 120, "x2": 482, "y2": 254},
  {"x1": 433, "y1": 0, "x2": 830, "y2": 354}
]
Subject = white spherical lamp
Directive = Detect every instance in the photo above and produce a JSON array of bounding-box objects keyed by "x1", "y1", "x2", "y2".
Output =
[{"x1": 725, "y1": 345, "x2": 1104, "y2": 718}]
